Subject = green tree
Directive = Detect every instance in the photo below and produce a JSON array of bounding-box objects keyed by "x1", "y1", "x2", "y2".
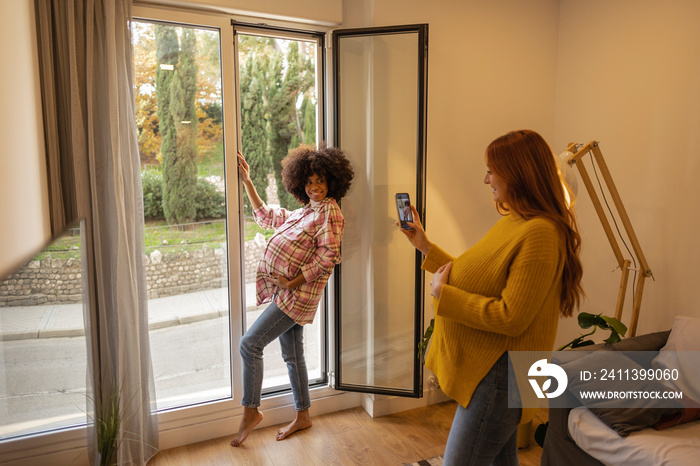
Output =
[
  {"x1": 301, "y1": 96, "x2": 316, "y2": 146},
  {"x1": 266, "y1": 41, "x2": 317, "y2": 209},
  {"x1": 140, "y1": 27, "x2": 319, "y2": 215},
  {"x1": 157, "y1": 27, "x2": 199, "y2": 224},
  {"x1": 266, "y1": 51, "x2": 298, "y2": 210},
  {"x1": 136, "y1": 23, "x2": 223, "y2": 175},
  {"x1": 239, "y1": 37, "x2": 272, "y2": 214},
  {"x1": 239, "y1": 36, "x2": 320, "y2": 210},
  {"x1": 155, "y1": 25, "x2": 179, "y2": 222},
  {"x1": 285, "y1": 41, "x2": 316, "y2": 147}
]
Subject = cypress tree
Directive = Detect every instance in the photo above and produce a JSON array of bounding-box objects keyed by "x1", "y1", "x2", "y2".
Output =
[
  {"x1": 155, "y1": 25, "x2": 179, "y2": 221},
  {"x1": 238, "y1": 37, "x2": 318, "y2": 210},
  {"x1": 156, "y1": 26, "x2": 199, "y2": 224},
  {"x1": 267, "y1": 52, "x2": 297, "y2": 210},
  {"x1": 164, "y1": 28, "x2": 198, "y2": 224},
  {"x1": 240, "y1": 42, "x2": 271, "y2": 213},
  {"x1": 302, "y1": 97, "x2": 316, "y2": 145}
]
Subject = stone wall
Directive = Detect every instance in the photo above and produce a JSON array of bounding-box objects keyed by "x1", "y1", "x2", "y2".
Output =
[
  {"x1": 0, "y1": 257, "x2": 83, "y2": 307},
  {"x1": 0, "y1": 235, "x2": 268, "y2": 306},
  {"x1": 144, "y1": 244, "x2": 228, "y2": 299}
]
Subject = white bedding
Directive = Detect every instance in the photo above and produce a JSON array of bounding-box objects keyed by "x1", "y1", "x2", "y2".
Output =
[{"x1": 568, "y1": 407, "x2": 700, "y2": 466}]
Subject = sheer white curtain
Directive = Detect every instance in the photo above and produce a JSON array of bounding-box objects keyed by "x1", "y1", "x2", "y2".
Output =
[{"x1": 35, "y1": 0, "x2": 158, "y2": 464}]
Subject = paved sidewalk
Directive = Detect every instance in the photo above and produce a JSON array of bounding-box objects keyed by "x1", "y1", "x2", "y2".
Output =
[{"x1": 0, "y1": 284, "x2": 257, "y2": 341}]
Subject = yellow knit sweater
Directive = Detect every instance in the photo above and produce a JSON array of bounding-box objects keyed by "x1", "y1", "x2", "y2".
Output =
[{"x1": 423, "y1": 213, "x2": 564, "y2": 410}]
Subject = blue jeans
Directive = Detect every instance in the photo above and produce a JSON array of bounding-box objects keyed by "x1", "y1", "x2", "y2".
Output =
[
  {"x1": 442, "y1": 352, "x2": 521, "y2": 466},
  {"x1": 240, "y1": 301, "x2": 310, "y2": 411}
]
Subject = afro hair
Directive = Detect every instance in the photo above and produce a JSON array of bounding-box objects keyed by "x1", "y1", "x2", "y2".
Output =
[{"x1": 281, "y1": 144, "x2": 354, "y2": 205}]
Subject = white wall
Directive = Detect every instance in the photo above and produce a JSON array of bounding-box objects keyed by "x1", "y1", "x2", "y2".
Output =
[
  {"x1": 370, "y1": 0, "x2": 700, "y2": 347},
  {"x1": 373, "y1": 0, "x2": 560, "y2": 253},
  {"x1": 370, "y1": 0, "x2": 565, "y2": 351},
  {"x1": 0, "y1": 0, "x2": 50, "y2": 279},
  {"x1": 553, "y1": 0, "x2": 700, "y2": 345}
]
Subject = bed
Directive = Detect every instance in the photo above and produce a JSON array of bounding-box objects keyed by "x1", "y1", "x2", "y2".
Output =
[
  {"x1": 567, "y1": 405, "x2": 700, "y2": 465},
  {"x1": 541, "y1": 316, "x2": 700, "y2": 466}
]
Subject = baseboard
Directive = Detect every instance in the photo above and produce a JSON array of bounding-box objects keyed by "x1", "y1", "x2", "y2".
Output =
[
  {"x1": 157, "y1": 388, "x2": 362, "y2": 450},
  {"x1": 361, "y1": 387, "x2": 452, "y2": 418},
  {"x1": 0, "y1": 426, "x2": 87, "y2": 466}
]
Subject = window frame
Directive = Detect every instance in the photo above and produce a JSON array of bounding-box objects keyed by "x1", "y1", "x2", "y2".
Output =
[
  {"x1": 0, "y1": 6, "x2": 430, "y2": 463},
  {"x1": 331, "y1": 24, "x2": 429, "y2": 398},
  {"x1": 128, "y1": 5, "x2": 358, "y2": 451},
  {"x1": 232, "y1": 20, "x2": 331, "y2": 396}
]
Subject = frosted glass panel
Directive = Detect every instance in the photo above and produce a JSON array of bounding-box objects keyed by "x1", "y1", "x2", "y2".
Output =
[{"x1": 336, "y1": 30, "x2": 423, "y2": 392}]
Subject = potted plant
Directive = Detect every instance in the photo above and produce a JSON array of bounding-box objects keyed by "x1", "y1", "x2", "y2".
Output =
[
  {"x1": 91, "y1": 385, "x2": 158, "y2": 466},
  {"x1": 556, "y1": 312, "x2": 628, "y2": 351},
  {"x1": 95, "y1": 391, "x2": 120, "y2": 466},
  {"x1": 417, "y1": 318, "x2": 434, "y2": 364}
]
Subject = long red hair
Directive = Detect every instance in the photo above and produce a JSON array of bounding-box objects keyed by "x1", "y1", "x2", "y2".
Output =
[{"x1": 486, "y1": 130, "x2": 583, "y2": 317}]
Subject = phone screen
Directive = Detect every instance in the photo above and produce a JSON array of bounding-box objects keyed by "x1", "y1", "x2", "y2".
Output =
[{"x1": 395, "y1": 193, "x2": 414, "y2": 230}]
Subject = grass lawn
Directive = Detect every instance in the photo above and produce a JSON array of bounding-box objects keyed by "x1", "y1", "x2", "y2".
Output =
[{"x1": 33, "y1": 217, "x2": 271, "y2": 261}]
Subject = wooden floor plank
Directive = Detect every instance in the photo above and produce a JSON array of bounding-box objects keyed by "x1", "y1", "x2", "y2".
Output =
[
  {"x1": 311, "y1": 406, "x2": 364, "y2": 435},
  {"x1": 345, "y1": 408, "x2": 432, "y2": 463},
  {"x1": 296, "y1": 412, "x2": 348, "y2": 465},
  {"x1": 259, "y1": 432, "x2": 316, "y2": 466},
  {"x1": 147, "y1": 401, "x2": 546, "y2": 465},
  {"x1": 329, "y1": 419, "x2": 406, "y2": 466},
  {"x1": 225, "y1": 429, "x2": 276, "y2": 466}
]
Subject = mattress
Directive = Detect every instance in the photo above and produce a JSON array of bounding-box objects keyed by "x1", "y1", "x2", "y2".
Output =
[{"x1": 568, "y1": 407, "x2": 700, "y2": 465}]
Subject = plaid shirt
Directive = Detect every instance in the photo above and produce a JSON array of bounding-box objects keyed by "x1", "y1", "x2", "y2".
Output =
[{"x1": 253, "y1": 197, "x2": 345, "y2": 325}]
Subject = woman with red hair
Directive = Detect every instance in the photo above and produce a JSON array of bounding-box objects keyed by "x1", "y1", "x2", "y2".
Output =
[{"x1": 400, "y1": 130, "x2": 583, "y2": 465}]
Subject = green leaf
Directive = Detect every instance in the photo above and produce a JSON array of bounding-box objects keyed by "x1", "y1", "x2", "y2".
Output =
[
  {"x1": 603, "y1": 329, "x2": 622, "y2": 344},
  {"x1": 568, "y1": 335, "x2": 586, "y2": 347},
  {"x1": 600, "y1": 315, "x2": 628, "y2": 337},
  {"x1": 417, "y1": 318, "x2": 435, "y2": 363},
  {"x1": 577, "y1": 312, "x2": 605, "y2": 329},
  {"x1": 559, "y1": 313, "x2": 627, "y2": 351},
  {"x1": 571, "y1": 339, "x2": 595, "y2": 348}
]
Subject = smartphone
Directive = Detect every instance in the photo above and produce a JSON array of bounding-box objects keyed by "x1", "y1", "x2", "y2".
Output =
[{"x1": 395, "y1": 193, "x2": 414, "y2": 230}]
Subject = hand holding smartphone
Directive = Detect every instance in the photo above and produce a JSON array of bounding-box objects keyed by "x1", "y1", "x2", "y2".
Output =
[{"x1": 395, "y1": 193, "x2": 414, "y2": 230}]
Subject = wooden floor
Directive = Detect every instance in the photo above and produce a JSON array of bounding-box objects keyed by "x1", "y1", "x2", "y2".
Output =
[{"x1": 147, "y1": 401, "x2": 545, "y2": 465}]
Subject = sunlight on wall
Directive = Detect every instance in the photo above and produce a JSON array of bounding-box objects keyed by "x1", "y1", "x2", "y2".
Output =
[
  {"x1": 0, "y1": 0, "x2": 50, "y2": 279},
  {"x1": 553, "y1": 0, "x2": 700, "y2": 344}
]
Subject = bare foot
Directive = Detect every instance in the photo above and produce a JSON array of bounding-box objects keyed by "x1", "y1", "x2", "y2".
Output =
[
  {"x1": 231, "y1": 407, "x2": 263, "y2": 447},
  {"x1": 276, "y1": 409, "x2": 312, "y2": 441}
]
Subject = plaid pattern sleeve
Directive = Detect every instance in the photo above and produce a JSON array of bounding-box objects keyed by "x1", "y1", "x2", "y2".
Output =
[
  {"x1": 254, "y1": 198, "x2": 345, "y2": 325},
  {"x1": 253, "y1": 203, "x2": 292, "y2": 230}
]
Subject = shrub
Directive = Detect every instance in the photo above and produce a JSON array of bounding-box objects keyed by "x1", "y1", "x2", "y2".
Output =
[
  {"x1": 195, "y1": 178, "x2": 226, "y2": 219},
  {"x1": 141, "y1": 170, "x2": 225, "y2": 221},
  {"x1": 142, "y1": 170, "x2": 164, "y2": 219}
]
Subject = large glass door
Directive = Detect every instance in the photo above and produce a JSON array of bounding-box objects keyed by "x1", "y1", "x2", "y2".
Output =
[
  {"x1": 332, "y1": 25, "x2": 429, "y2": 397},
  {"x1": 232, "y1": 23, "x2": 327, "y2": 394},
  {"x1": 132, "y1": 19, "x2": 232, "y2": 410}
]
